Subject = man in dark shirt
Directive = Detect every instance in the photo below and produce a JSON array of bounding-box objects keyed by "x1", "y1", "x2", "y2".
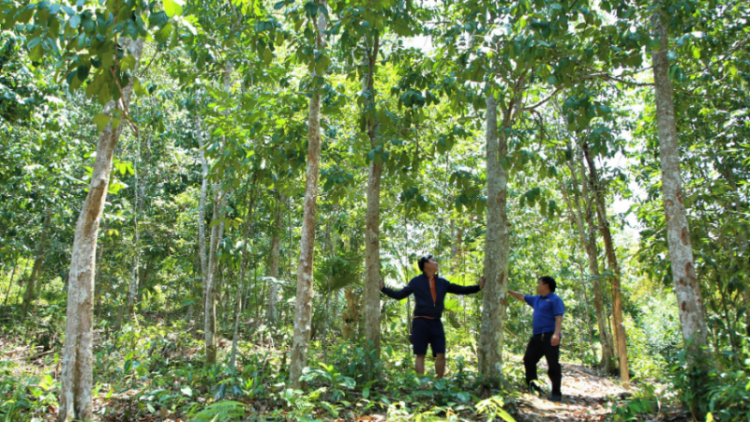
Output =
[
  {"x1": 508, "y1": 276, "x2": 565, "y2": 402},
  {"x1": 380, "y1": 254, "x2": 484, "y2": 379}
]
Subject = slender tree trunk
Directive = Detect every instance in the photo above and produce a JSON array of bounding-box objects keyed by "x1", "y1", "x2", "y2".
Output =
[
  {"x1": 58, "y1": 38, "x2": 145, "y2": 422},
  {"x1": 2, "y1": 259, "x2": 19, "y2": 306},
  {"x1": 560, "y1": 156, "x2": 616, "y2": 373},
  {"x1": 266, "y1": 193, "x2": 285, "y2": 324},
  {"x1": 196, "y1": 115, "x2": 210, "y2": 324},
  {"x1": 205, "y1": 186, "x2": 226, "y2": 365},
  {"x1": 205, "y1": 61, "x2": 232, "y2": 365},
  {"x1": 582, "y1": 144, "x2": 629, "y2": 386},
  {"x1": 231, "y1": 188, "x2": 257, "y2": 370},
  {"x1": 116, "y1": 135, "x2": 144, "y2": 329},
  {"x1": 478, "y1": 92, "x2": 512, "y2": 385},
  {"x1": 651, "y1": 9, "x2": 709, "y2": 361},
  {"x1": 363, "y1": 33, "x2": 383, "y2": 363},
  {"x1": 289, "y1": 0, "x2": 327, "y2": 389},
  {"x1": 574, "y1": 255, "x2": 599, "y2": 365},
  {"x1": 21, "y1": 213, "x2": 50, "y2": 315}
]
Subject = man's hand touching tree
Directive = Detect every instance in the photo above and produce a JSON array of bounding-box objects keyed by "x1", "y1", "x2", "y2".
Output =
[{"x1": 480, "y1": 276, "x2": 485, "y2": 290}]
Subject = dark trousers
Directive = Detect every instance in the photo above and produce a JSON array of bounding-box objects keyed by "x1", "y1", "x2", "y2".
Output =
[{"x1": 523, "y1": 331, "x2": 562, "y2": 396}]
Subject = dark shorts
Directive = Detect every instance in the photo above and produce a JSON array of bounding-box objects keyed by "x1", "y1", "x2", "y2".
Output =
[{"x1": 411, "y1": 318, "x2": 446, "y2": 357}]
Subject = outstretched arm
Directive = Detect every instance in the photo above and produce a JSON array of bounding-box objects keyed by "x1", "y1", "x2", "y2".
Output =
[
  {"x1": 380, "y1": 279, "x2": 414, "y2": 300},
  {"x1": 507, "y1": 289, "x2": 526, "y2": 302},
  {"x1": 446, "y1": 276, "x2": 485, "y2": 295}
]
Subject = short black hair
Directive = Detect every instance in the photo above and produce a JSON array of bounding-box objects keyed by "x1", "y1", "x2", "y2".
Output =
[
  {"x1": 418, "y1": 254, "x2": 434, "y2": 273},
  {"x1": 538, "y1": 276, "x2": 557, "y2": 292}
]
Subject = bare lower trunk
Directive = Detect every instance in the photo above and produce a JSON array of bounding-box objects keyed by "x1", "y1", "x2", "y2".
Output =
[
  {"x1": 205, "y1": 186, "x2": 226, "y2": 365},
  {"x1": 266, "y1": 193, "x2": 285, "y2": 324},
  {"x1": 478, "y1": 93, "x2": 511, "y2": 385},
  {"x1": 651, "y1": 9, "x2": 708, "y2": 360},
  {"x1": 582, "y1": 144, "x2": 629, "y2": 386},
  {"x1": 21, "y1": 214, "x2": 49, "y2": 315},
  {"x1": 289, "y1": 0, "x2": 327, "y2": 389},
  {"x1": 58, "y1": 38, "x2": 144, "y2": 422},
  {"x1": 364, "y1": 159, "x2": 383, "y2": 351},
  {"x1": 363, "y1": 32, "x2": 383, "y2": 363}
]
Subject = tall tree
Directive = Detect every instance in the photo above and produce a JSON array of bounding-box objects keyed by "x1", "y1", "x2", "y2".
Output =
[
  {"x1": 362, "y1": 31, "x2": 383, "y2": 361},
  {"x1": 650, "y1": 6, "x2": 708, "y2": 359},
  {"x1": 289, "y1": 0, "x2": 328, "y2": 388},
  {"x1": 478, "y1": 91, "x2": 512, "y2": 384},
  {"x1": 582, "y1": 142, "x2": 630, "y2": 384},
  {"x1": 59, "y1": 38, "x2": 145, "y2": 422},
  {"x1": 559, "y1": 151, "x2": 616, "y2": 373}
]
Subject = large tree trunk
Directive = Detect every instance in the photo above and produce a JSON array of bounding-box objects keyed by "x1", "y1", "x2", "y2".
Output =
[
  {"x1": 560, "y1": 154, "x2": 616, "y2": 374},
  {"x1": 363, "y1": 32, "x2": 383, "y2": 363},
  {"x1": 21, "y1": 213, "x2": 49, "y2": 315},
  {"x1": 58, "y1": 39, "x2": 145, "y2": 422},
  {"x1": 478, "y1": 92, "x2": 511, "y2": 385},
  {"x1": 289, "y1": 0, "x2": 327, "y2": 389},
  {"x1": 582, "y1": 144, "x2": 630, "y2": 386},
  {"x1": 266, "y1": 193, "x2": 285, "y2": 324},
  {"x1": 651, "y1": 10, "x2": 708, "y2": 359}
]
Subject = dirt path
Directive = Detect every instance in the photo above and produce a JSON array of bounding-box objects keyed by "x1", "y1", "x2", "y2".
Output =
[
  {"x1": 512, "y1": 362, "x2": 691, "y2": 422},
  {"x1": 513, "y1": 362, "x2": 626, "y2": 421}
]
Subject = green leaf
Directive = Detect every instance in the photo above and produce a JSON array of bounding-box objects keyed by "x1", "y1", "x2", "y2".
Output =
[
  {"x1": 69, "y1": 14, "x2": 81, "y2": 29},
  {"x1": 163, "y1": 0, "x2": 184, "y2": 17},
  {"x1": 93, "y1": 113, "x2": 111, "y2": 132}
]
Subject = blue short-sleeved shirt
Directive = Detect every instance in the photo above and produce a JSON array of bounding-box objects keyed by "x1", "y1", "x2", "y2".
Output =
[{"x1": 524, "y1": 292, "x2": 565, "y2": 335}]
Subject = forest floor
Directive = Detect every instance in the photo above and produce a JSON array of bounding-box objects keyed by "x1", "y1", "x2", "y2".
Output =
[{"x1": 0, "y1": 323, "x2": 692, "y2": 422}]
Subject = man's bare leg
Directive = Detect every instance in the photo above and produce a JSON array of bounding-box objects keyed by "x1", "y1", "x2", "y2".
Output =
[
  {"x1": 415, "y1": 354, "x2": 426, "y2": 375},
  {"x1": 435, "y1": 353, "x2": 446, "y2": 379}
]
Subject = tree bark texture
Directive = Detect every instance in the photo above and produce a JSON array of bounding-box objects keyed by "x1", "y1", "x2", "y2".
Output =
[
  {"x1": 363, "y1": 32, "x2": 383, "y2": 361},
  {"x1": 582, "y1": 144, "x2": 629, "y2": 385},
  {"x1": 58, "y1": 38, "x2": 144, "y2": 422},
  {"x1": 289, "y1": 0, "x2": 327, "y2": 389},
  {"x1": 651, "y1": 9, "x2": 708, "y2": 357},
  {"x1": 478, "y1": 93, "x2": 511, "y2": 385}
]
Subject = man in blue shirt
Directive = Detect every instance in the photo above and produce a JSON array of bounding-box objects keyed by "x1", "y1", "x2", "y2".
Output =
[
  {"x1": 508, "y1": 276, "x2": 565, "y2": 402},
  {"x1": 380, "y1": 254, "x2": 484, "y2": 379}
]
